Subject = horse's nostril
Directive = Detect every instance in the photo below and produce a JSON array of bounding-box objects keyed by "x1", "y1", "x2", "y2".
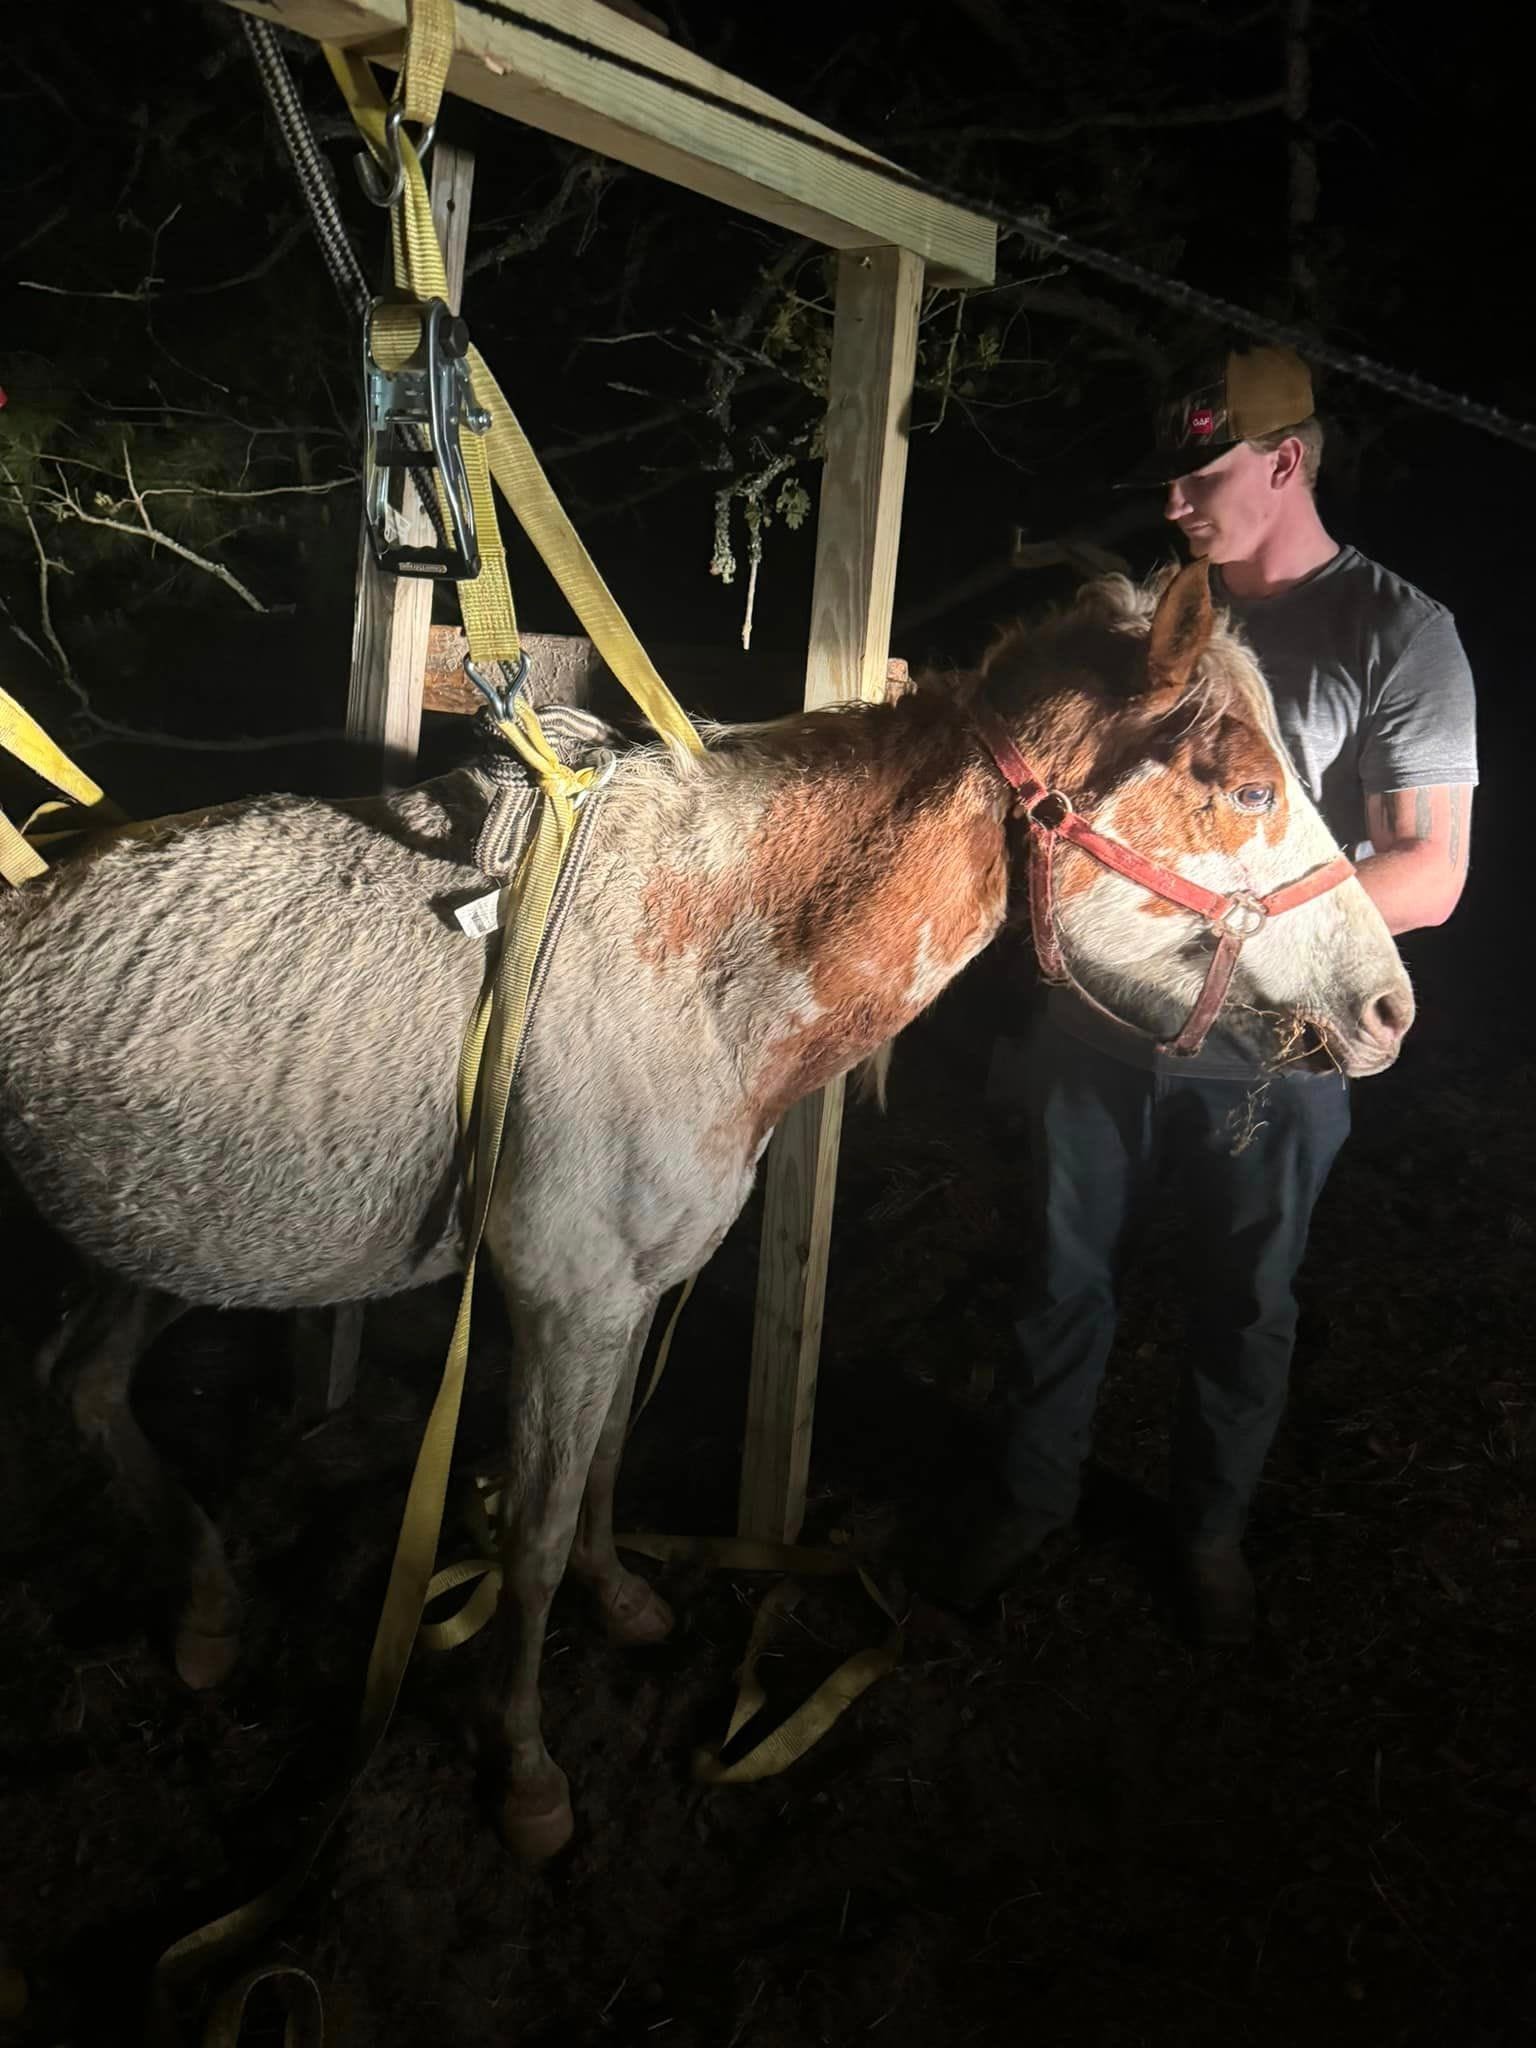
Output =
[{"x1": 1363, "y1": 987, "x2": 1414, "y2": 1046}]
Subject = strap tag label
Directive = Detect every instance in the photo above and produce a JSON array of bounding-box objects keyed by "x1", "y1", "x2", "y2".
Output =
[{"x1": 453, "y1": 888, "x2": 501, "y2": 938}]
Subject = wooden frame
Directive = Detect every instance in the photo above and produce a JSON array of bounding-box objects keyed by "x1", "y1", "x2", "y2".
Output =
[
  {"x1": 228, "y1": 0, "x2": 995, "y2": 1535},
  {"x1": 226, "y1": 0, "x2": 992, "y2": 287}
]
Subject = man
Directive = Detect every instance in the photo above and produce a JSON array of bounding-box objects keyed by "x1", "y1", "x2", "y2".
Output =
[{"x1": 951, "y1": 342, "x2": 1478, "y2": 1641}]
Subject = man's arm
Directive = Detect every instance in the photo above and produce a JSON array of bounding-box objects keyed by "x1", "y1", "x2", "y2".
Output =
[{"x1": 1358, "y1": 784, "x2": 1473, "y2": 935}]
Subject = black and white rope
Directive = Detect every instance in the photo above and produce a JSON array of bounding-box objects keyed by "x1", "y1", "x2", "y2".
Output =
[{"x1": 241, "y1": 16, "x2": 372, "y2": 321}]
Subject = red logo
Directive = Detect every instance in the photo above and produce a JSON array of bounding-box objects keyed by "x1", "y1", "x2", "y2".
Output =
[{"x1": 1187, "y1": 405, "x2": 1215, "y2": 440}]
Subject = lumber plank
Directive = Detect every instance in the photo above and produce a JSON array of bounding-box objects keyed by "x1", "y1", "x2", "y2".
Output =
[{"x1": 420, "y1": 623, "x2": 907, "y2": 716}]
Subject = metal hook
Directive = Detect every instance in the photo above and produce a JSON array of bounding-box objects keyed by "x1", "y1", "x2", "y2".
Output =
[
  {"x1": 355, "y1": 106, "x2": 437, "y2": 209},
  {"x1": 465, "y1": 653, "x2": 531, "y2": 722}
]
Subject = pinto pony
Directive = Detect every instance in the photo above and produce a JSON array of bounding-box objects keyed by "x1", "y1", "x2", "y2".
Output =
[{"x1": 0, "y1": 562, "x2": 1411, "y2": 1855}]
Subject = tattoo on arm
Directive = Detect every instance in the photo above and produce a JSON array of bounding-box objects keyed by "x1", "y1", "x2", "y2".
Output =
[
  {"x1": 1377, "y1": 789, "x2": 1433, "y2": 843},
  {"x1": 1366, "y1": 785, "x2": 1473, "y2": 871}
]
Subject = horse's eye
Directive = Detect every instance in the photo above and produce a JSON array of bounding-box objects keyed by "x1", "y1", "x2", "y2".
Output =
[{"x1": 1232, "y1": 783, "x2": 1275, "y2": 812}]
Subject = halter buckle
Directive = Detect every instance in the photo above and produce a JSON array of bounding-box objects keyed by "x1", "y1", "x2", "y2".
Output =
[{"x1": 1214, "y1": 892, "x2": 1268, "y2": 941}]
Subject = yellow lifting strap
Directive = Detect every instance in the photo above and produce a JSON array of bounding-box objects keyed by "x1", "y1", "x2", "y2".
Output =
[
  {"x1": 418, "y1": 1478, "x2": 905, "y2": 1786},
  {"x1": 324, "y1": 26, "x2": 704, "y2": 766},
  {"x1": 0, "y1": 680, "x2": 122, "y2": 887}
]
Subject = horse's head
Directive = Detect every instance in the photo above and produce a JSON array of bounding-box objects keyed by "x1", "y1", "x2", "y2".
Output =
[{"x1": 979, "y1": 560, "x2": 1413, "y2": 1077}]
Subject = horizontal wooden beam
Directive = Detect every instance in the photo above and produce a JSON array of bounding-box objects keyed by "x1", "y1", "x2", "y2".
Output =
[
  {"x1": 223, "y1": 0, "x2": 994, "y2": 287},
  {"x1": 420, "y1": 624, "x2": 908, "y2": 716}
]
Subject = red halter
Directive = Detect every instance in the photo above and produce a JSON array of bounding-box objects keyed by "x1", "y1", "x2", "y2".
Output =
[{"x1": 973, "y1": 708, "x2": 1356, "y2": 1057}]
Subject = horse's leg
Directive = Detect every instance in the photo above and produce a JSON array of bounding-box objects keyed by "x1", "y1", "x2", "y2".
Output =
[
  {"x1": 61, "y1": 1284, "x2": 242, "y2": 1690},
  {"x1": 34, "y1": 1276, "x2": 136, "y2": 1391},
  {"x1": 566, "y1": 1314, "x2": 674, "y2": 1646},
  {"x1": 485, "y1": 1298, "x2": 646, "y2": 1861}
]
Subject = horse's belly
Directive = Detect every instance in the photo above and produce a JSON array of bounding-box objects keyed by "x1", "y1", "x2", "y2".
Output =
[{"x1": 1, "y1": 1065, "x2": 466, "y2": 1308}]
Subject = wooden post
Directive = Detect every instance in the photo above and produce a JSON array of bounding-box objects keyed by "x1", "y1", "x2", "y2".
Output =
[
  {"x1": 737, "y1": 245, "x2": 923, "y2": 1541},
  {"x1": 292, "y1": 143, "x2": 476, "y2": 1423}
]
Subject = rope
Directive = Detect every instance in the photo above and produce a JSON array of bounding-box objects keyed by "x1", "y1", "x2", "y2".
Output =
[
  {"x1": 240, "y1": 17, "x2": 370, "y2": 320},
  {"x1": 451, "y1": 0, "x2": 1536, "y2": 459}
]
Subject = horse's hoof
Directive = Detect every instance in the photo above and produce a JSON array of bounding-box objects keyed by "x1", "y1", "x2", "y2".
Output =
[
  {"x1": 175, "y1": 1626, "x2": 241, "y2": 1691},
  {"x1": 602, "y1": 1576, "x2": 675, "y2": 1647},
  {"x1": 499, "y1": 1768, "x2": 574, "y2": 1862}
]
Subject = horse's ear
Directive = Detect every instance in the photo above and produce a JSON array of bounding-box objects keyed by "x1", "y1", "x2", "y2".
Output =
[{"x1": 1141, "y1": 558, "x2": 1214, "y2": 705}]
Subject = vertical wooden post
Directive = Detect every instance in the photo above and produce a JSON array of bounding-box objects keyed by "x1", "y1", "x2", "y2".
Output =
[
  {"x1": 737, "y1": 245, "x2": 924, "y2": 1541},
  {"x1": 293, "y1": 145, "x2": 476, "y2": 1424}
]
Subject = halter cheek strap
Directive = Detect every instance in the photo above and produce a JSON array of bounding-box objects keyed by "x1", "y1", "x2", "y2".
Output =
[{"x1": 971, "y1": 707, "x2": 1356, "y2": 1057}]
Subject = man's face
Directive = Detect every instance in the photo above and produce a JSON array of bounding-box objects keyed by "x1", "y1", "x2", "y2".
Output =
[{"x1": 1164, "y1": 442, "x2": 1284, "y2": 562}]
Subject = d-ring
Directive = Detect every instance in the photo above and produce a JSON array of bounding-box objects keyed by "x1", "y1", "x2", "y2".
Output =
[
  {"x1": 1021, "y1": 788, "x2": 1074, "y2": 831},
  {"x1": 1214, "y1": 893, "x2": 1268, "y2": 940},
  {"x1": 355, "y1": 106, "x2": 437, "y2": 209}
]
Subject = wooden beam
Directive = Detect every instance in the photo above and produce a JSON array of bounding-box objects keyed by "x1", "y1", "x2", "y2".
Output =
[
  {"x1": 419, "y1": 622, "x2": 908, "y2": 716},
  {"x1": 738, "y1": 246, "x2": 923, "y2": 1543},
  {"x1": 223, "y1": 0, "x2": 994, "y2": 287},
  {"x1": 293, "y1": 143, "x2": 475, "y2": 1425}
]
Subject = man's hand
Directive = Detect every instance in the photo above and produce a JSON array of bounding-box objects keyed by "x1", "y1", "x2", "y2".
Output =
[{"x1": 1358, "y1": 785, "x2": 1473, "y2": 934}]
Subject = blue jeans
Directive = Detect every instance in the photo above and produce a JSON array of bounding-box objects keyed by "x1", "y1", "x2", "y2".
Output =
[{"x1": 1004, "y1": 1019, "x2": 1352, "y2": 1543}]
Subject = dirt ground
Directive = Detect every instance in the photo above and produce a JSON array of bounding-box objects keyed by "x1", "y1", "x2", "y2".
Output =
[{"x1": 1, "y1": 934, "x2": 1532, "y2": 2048}]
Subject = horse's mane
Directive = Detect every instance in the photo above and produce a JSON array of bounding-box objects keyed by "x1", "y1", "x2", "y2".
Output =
[
  {"x1": 606, "y1": 567, "x2": 1281, "y2": 801},
  {"x1": 982, "y1": 566, "x2": 1283, "y2": 751}
]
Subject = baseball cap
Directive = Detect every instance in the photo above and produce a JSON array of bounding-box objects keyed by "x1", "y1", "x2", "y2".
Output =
[{"x1": 1118, "y1": 343, "x2": 1316, "y2": 488}]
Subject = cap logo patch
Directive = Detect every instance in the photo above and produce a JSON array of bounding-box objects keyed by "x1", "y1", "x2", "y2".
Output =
[{"x1": 1187, "y1": 405, "x2": 1215, "y2": 440}]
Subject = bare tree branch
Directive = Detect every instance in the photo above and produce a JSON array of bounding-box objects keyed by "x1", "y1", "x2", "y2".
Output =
[
  {"x1": 45, "y1": 455, "x2": 359, "y2": 507},
  {"x1": 169, "y1": 217, "x2": 312, "y2": 297},
  {"x1": 18, "y1": 278, "x2": 155, "y2": 303},
  {"x1": 36, "y1": 463, "x2": 268, "y2": 612},
  {"x1": 541, "y1": 371, "x2": 780, "y2": 462},
  {"x1": 966, "y1": 277, "x2": 1170, "y2": 378},
  {"x1": 466, "y1": 156, "x2": 621, "y2": 279},
  {"x1": 55, "y1": 508, "x2": 265, "y2": 610},
  {"x1": 0, "y1": 590, "x2": 54, "y2": 676},
  {"x1": 2, "y1": 204, "x2": 68, "y2": 266},
  {"x1": 706, "y1": 239, "x2": 818, "y2": 439},
  {"x1": 0, "y1": 457, "x2": 77, "y2": 692}
]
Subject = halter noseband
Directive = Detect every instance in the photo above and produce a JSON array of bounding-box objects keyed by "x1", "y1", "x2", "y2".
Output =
[{"x1": 972, "y1": 707, "x2": 1356, "y2": 1058}]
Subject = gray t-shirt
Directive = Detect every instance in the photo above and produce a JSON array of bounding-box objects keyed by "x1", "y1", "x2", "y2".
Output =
[{"x1": 1046, "y1": 543, "x2": 1479, "y2": 1076}]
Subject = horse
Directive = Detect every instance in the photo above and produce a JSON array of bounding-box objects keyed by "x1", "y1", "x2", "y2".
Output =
[{"x1": 0, "y1": 560, "x2": 1412, "y2": 1856}]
